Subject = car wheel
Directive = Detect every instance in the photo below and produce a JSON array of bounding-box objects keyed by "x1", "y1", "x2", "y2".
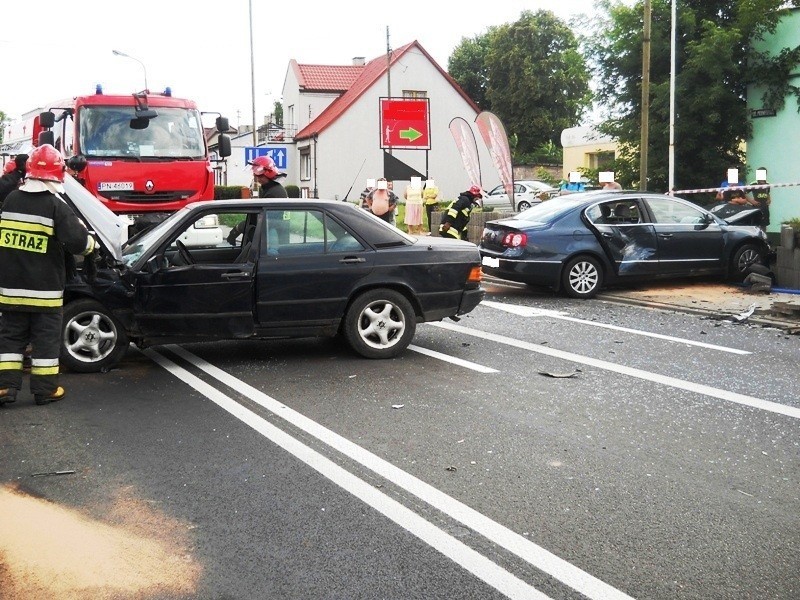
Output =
[
  {"x1": 62, "y1": 298, "x2": 129, "y2": 373},
  {"x1": 730, "y1": 243, "x2": 764, "y2": 280},
  {"x1": 517, "y1": 200, "x2": 532, "y2": 211},
  {"x1": 343, "y1": 289, "x2": 416, "y2": 359},
  {"x1": 562, "y1": 255, "x2": 604, "y2": 299}
]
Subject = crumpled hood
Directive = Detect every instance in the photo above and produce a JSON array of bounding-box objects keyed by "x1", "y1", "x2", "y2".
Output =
[
  {"x1": 63, "y1": 174, "x2": 129, "y2": 262},
  {"x1": 708, "y1": 203, "x2": 763, "y2": 225}
]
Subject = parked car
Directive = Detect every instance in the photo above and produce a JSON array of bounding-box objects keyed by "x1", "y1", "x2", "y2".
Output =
[
  {"x1": 478, "y1": 191, "x2": 770, "y2": 299},
  {"x1": 482, "y1": 180, "x2": 558, "y2": 212},
  {"x1": 60, "y1": 178, "x2": 485, "y2": 372}
]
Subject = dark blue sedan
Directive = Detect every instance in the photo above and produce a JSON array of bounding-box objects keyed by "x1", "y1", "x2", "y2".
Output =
[{"x1": 479, "y1": 191, "x2": 769, "y2": 299}]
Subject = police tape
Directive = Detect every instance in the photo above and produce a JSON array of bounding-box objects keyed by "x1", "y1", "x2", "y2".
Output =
[{"x1": 673, "y1": 181, "x2": 800, "y2": 194}]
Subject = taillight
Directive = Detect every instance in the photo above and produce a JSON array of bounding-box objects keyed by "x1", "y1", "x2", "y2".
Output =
[
  {"x1": 502, "y1": 232, "x2": 527, "y2": 248},
  {"x1": 467, "y1": 266, "x2": 483, "y2": 283}
]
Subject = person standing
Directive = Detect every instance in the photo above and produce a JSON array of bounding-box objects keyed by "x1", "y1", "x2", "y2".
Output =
[
  {"x1": 403, "y1": 177, "x2": 424, "y2": 235},
  {"x1": 228, "y1": 155, "x2": 289, "y2": 244},
  {"x1": 0, "y1": 145, "x2": 95, "y2": 406},
  {"x1": 0, "y1": 154, "x2": 28, "y2": 209},
  {"x1": 249, "y1": 155, "x2": 288, "y2": 199},
  {"x1": 366, "y1": 178, "x2": 398, "y2": 225},
  {"x1": 747, "y1": 167, "x2": 771, "y2": 231},
  {"x1": 360, "y1": 178, "x2": 376, "y2": 210},
  {"x1": 423, "y1": 178, "x2": 440, "y2": 234},
  {"x1": 438, "y1": 185, "x2": 483, "y2": 241}
]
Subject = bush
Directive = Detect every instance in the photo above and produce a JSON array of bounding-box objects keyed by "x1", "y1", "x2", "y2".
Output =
[
  {"x1": 782, "y1": 217, "x2": 800, "y2": 231},
  {"x1": 215, "y1": 186, "x2": 246, "y2": 200},
  {"x1": 285, "y1": 184, "x2": 300, "y2": 198}
]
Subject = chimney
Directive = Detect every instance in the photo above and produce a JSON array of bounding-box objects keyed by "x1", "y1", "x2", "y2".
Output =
[{"x1": 352, "y1": 57, "x2": 366, "y2": 66}]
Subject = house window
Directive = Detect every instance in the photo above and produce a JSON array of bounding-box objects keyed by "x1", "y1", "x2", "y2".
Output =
[
  {"x1": 403, "y1": 90, "x2": 427, "y2": 99},
  {"x1": 587, "y1": 151, "x2": 615, "y2": 170},
  {"x1": 300, "y1": 149, "x2": 311, "y2": 181},
  {"x1": 287, "y1": 105, "x2": 295, "y2": 129}
]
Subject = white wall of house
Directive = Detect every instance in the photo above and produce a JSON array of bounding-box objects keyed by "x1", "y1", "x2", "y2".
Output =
[{"x1": 287, "y1": 49, "x2": 495, "y2": 203}]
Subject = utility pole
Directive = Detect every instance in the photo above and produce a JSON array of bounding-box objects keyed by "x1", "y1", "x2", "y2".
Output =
[
  {"x1": 249, "y1": 0, "x2": 257, "y2": 146},
  {"x1": 639, "y1": 0, "x2": 651, "y2": 191},
  {"x1": 668, "y1": 0, "x2": 677, "y2": 193}
]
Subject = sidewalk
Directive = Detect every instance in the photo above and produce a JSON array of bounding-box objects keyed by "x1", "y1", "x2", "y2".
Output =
[{"x1": 597, "y1": 279, "x2": 800, "y2": 333}]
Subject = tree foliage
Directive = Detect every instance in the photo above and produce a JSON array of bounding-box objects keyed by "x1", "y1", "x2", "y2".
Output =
[
  {"x1": 448, "y1": 10, "x2": 591, "y2": 156},
  {"x1": 584, "y1": 0, "x2": 800, "y2": 192}
]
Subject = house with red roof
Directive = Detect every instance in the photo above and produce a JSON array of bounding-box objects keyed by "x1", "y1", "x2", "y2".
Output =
[{"x1": 224, "y1": 40, "x2": 494, "y2": 203}]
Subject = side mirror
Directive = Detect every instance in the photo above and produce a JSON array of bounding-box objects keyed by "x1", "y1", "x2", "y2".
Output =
[
  {"x1": 66, "y1": 155, "x2": 88, "y2": 173},
  {"x1": 145, "y1": 255, "x2": 167, "y2": 273},
  {"x1": 218, "y1": 134, "x2": 231, "y2": 158},
  {"x1": 39, "y1": 111, "x2": 56, "y2": 128},
  {"x1": 216, "y1": 116, "x2": 229, "y2": 132},
  {"x1": 38, "y1": 131, "x2": 55, "y2": 147}
]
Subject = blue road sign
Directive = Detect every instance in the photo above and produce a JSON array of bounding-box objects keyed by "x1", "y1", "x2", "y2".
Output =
[{"x1": 245, "y1": 146, "x2": 288, "y2": 170}]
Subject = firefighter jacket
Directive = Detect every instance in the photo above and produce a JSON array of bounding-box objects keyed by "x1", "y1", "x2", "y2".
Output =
[
  {"x1": 258, "y1": 179, "x2": 289, "y2": 198},
  {"x1": 0, "y1": 188, "x2": 95, "y2": 312},
  {"x1": 439, "y1": 192, "x2": 478, "y2": 239}
]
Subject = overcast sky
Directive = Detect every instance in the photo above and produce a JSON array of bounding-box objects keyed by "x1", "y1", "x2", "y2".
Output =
[{"x1": 2, "y1": 0, "x2": 616, "y2": 128}]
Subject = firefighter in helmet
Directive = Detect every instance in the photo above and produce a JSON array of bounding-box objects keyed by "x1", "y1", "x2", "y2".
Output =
[
  {"x1": 249, "y1": 155, "x2": 288, "y2": 199},
  {"x1": 0, "y1": 144, "x2": 96, "y2": 406},
  {"x1": 438, "y1": 185, "x2": 483, "y2": 241}
]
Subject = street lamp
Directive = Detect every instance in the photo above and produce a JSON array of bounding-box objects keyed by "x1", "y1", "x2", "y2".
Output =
[{"x1": 112, "y1": 49, "x2": 149, "y2": 92}]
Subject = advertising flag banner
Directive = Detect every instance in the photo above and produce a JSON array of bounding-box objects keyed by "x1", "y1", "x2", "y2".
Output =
[
  {"x1": 475, "y1": 111, "x2": 513, "y2": 201},
  {"x1": 448, "y1": 117, "x2": 482, "y2": 189}
]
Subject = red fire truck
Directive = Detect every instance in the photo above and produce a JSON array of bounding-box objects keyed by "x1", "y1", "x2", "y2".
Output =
[{"x1": 4, "y1": 85, "x2": 231, "y2": 218}]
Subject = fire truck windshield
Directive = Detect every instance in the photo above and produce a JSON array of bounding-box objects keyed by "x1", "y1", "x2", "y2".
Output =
[{"x1": 79, "y1": 106, "x2": 205, "y2": 160}]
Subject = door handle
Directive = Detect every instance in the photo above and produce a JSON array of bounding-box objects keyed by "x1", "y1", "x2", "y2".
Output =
[
  {"x1": 339, "y1": 257, "x2": 366, "y2": 263},
  {"x1": 221, "y1": 271, "x2": 251, "y2": 279},
  {"x1": 658, "y1": 233, "x2": 674, "y2": 239}
]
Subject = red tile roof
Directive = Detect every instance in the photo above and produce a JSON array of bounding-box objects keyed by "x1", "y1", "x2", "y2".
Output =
[
  {"x1": 293, "y1": 62, "x2": 363, "y2": 92},
  {"x1": 294, "y1": 41, "x2": 479, "y2": 141}
]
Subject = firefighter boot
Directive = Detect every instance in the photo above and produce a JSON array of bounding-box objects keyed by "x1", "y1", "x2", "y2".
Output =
[
  {"x1": 0, "y1": 388, "x2": 18, "y2": 406},
  {"x1": 35, "y1": 386, "x2": 66, "y2": 406}
]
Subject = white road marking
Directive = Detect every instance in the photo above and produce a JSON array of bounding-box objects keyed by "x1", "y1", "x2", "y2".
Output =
[
  {"x1": 409, "y1": 344, "x2": 498, "y2": 373},
  {"x1": 431, "y1": 321, "x2": 800, "y2": 420},
  {"x1": 149, "y1": 345, "x2": 635, "y2": 600},
  {"x1": 481, "y1": 300, "x2": 751, "y2": 355}
]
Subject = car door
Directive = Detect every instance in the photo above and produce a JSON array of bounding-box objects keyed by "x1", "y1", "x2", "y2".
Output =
[
  {"x1": 643, "y1": 197, "x2": 724, "y2": 274},
  {"x1": 586, "y1": 198, "x2": 659, "y2": 277},
  {"x1": 132, "y1": 208, "x2": 260, "y2": 339},
  {"x1": 255, "y1": 208, "x2": 374, "y2": 334}
]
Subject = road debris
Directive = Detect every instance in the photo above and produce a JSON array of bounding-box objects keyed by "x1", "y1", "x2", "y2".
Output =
[
  {"x1": 391, "y1": 404, "x2": 405, "y2": 409},
  {"x1": 731, "y1": 303, "x2": 757, "y2": 322},
  {"x1": 538, "y1": 370, "x2": 579, "y2": 378},
  {"x1": 445, "y1": 466, "x2": 458, "y2": 472},
  {"x1": 31, "y1": 470, "x2": 75, "y2": 478}
]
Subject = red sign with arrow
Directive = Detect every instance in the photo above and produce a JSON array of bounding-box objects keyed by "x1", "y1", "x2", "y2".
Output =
[{"x1": 380, "y1": 98, "x2": 431, "y2": 150}]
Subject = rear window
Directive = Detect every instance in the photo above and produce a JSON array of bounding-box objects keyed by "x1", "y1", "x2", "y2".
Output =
[{"x1": 513, "y1": 196, "x2": 585, "y2": 222}]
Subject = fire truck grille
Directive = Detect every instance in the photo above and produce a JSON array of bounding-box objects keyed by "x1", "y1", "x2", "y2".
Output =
[{"x1": 98, "y1": 190, "x2": 197, "y2": 202}]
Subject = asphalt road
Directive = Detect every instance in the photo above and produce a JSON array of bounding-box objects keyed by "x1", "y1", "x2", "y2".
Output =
[{"x1": 1, "y1": 283, "x2": 798, "y2": 600}]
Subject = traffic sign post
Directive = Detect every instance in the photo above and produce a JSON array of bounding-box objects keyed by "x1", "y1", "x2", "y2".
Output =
[
  {"x1": 244, "y1": 146, "x2": 288, "y2": 169},
  {"x1": 379, "y1": 98, "x2": 431, "y2": 150}
]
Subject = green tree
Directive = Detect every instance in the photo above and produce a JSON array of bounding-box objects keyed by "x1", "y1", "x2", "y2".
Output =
[
  {"x1": 449, "y1": 10, "x2": 591, "y2": 156},
  {"x1": 447, "y1": 32, "x2": 495, "y2": 110},
  {"x1": 584, "y1": 0, "x2": 800, "y2": 192}
]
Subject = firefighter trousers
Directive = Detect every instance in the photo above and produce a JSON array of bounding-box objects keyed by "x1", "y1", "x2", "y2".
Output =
[{"x1": 0, "y1": 310, "x2": 62, "y2": 396}]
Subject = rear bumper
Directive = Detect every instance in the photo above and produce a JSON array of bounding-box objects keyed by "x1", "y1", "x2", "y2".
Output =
[{"x1": 458, "y1": 287, "x2": 485, "y2": 315}]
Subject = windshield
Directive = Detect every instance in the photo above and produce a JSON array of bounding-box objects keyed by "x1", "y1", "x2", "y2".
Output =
[
  {"x1": 513, "y1": 196, "x2": 587, "y2": 221},
  {"x1": 79, "y1": 106, "x2": 205, "y2": 159},
  {"x1": 120, "y1": 208, "x2": 190, "y2": 266}
]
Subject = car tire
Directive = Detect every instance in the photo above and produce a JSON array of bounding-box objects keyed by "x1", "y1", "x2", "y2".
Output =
[
  {"x1": 562, "y1": 255, "x2": 604, "y2": 299},
  {"x1": 730, "y1": 243, "x2": 764, "y2": 280},
  {"x1": 62, "y1": 298, "x2": 129, "y2": 373},
  {"x1": 517, "y1": 201, "x2": 532, "y2": 212},
  {"x1": 343, "y1": 289, "x2": 416, "y2": 359}
]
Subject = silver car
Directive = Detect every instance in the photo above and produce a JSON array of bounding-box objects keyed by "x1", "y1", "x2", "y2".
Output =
[{"x1": 482, "y1": 180, "x2": 559, "y2": 211}]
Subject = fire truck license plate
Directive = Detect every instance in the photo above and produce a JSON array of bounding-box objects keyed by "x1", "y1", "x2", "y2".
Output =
[{"x1": 98, "y1": 182, "x2": 134, "y2": 191}]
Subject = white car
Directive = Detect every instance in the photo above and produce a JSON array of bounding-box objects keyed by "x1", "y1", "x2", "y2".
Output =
[{"x1": 482, "y1": 180, "x2": 558, "y2": 211}]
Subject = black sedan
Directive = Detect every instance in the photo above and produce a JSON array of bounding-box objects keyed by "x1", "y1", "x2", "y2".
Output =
[
  {"x1": 62, "y1": 195, "x2": 484, "y2": 372},
  {"x1": 479, "y1": 191, "x2": 770, "y2": 299}
]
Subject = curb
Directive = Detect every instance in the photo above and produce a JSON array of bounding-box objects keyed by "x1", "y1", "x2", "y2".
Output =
[{"x1": 596, "y1": 292, "x2": 800, "y2": 333}]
